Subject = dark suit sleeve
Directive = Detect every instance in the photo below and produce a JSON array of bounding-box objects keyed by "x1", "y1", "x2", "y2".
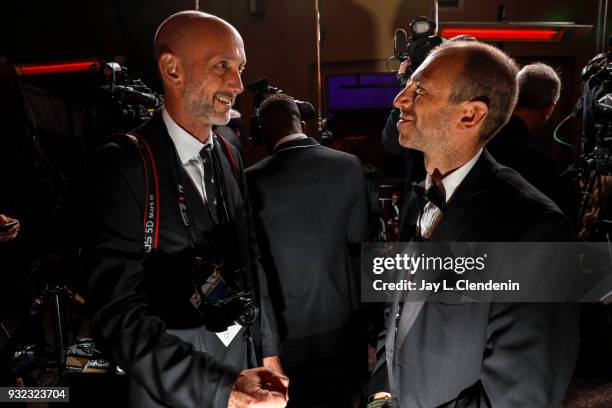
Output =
[
  {"x1": 234, "y1": 150, "x2": 281, "y2": 358},
  {"x1": 84, "y1": 143, "x2": 240, "y2": 408},
  {"x1": 479, "y1": 211, "x2": 580, "y2": 407},
  {"x1": 348, "y1": 158, "x2": 369, "y2": 244},
  {"x1": 481, "y1": 302, "x2": 579, "y2": 407}
]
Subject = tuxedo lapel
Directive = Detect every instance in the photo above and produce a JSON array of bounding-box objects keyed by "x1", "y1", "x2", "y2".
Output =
[{"x1": 385, "y1": 288, "x2": 401, "y2": 397}]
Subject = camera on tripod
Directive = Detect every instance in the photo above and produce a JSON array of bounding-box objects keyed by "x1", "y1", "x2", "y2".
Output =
[
  {"x1": 392, "y1": 16, "x2": 444, "y2": 82},
  {"x1": 571, "y1": 50, "x2": 612, "y2": 239},
  {"x1": 246, "y1": 77, "x2": 315, "y2": 145},
  {"x1": 579, "y1": 54, "x2": 612, "y2": 162}
]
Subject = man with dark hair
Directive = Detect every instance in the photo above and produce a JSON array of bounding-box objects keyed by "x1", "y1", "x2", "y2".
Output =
[
  {"x1": 85, "y1": 11, "x2": 287, "y2": 408},
  {"x1": 487, "y1": 63, "x2": 562, "y2": 201},
  {"x1": 246, "y1": 93, "x2": 368, "y2": 407},
  {"x1": 369, "y1": 42, "x2": 579, "y2": 407}
]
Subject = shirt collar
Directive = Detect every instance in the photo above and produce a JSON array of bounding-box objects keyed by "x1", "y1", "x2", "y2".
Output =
[
  {"x1": 162, "y1": 108, "x2": 213, "y2": 165},
  {"x1": 274, "y1": 133, "x2": 308, "y2": 150},
  {"x1": 425, "y1": 148, "x2": 483, "y2": 202}
]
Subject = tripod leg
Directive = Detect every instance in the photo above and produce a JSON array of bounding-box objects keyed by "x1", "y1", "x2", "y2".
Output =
[{"x1": 50, "y1": 291, "x2": 64, "y2": 368}]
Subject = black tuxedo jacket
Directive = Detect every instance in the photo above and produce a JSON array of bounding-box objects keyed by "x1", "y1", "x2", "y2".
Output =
[
  {"x1": 246, "y1": 138, "x2": 368, "y2": 339},
  {"x1": 371, "y1": 150, "x2": 579, "y2": 407},
  {"x1": 84, "y1": 113, "x2": 279, "y2": 408}
]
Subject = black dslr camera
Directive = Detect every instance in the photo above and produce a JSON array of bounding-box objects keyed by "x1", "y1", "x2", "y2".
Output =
[
  {"x1": 392, "y1": 16, "x2": 444, "y2": 81},
  {"x1": 246, "y1": 77, "x2": 315, "y2": 145},
  {"x1": 190, "y1": 258, "x2": 260, "y2": 332},
  {"x1": 198, "y1": 291, "x2": 260, "y2": 333}
]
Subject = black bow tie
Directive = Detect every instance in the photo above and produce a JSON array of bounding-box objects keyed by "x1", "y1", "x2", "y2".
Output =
[{"x1": 410, "y1": 181, "x2": 446, "y2": 211}]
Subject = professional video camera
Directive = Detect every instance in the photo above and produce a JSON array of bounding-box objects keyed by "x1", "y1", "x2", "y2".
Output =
[
  {"x1": 246, "y1": 77, "x2": 315, "y2": 145},
  {"x1": 391, "y1": 16, "x2": 444, "y2": 82},
  {"x1": 577, "y1": 54, "x2": 612, "y2": 161},
  {"x1": 572, "y1": 51, "x2": 612, "y2": 240},
  {"x1": 92, "y1": 62, "x2": 163, "y2": 132}
]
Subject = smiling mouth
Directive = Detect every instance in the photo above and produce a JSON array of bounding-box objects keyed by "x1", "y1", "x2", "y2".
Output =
[
  {"x1": 214, "y1": 94, "x2": 234, "y2": 107},
  {"x1": 398, "y1": 110, "x2": 415, "y2": 123}
]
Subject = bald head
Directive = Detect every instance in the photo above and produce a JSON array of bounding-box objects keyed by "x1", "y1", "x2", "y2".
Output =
[
  {"x1": 154, "y1": 11, "x2": 246, "y2": 142},
  {"x1": 154, "y1": 11, "x2": 241, "y2": 64}
]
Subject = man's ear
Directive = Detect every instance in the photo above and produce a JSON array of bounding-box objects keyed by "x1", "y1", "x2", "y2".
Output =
[
  {"x1": 458, "y1": 100, "x2": 488, "y2": 133},
  {"x1": 541, "y1": 103, "x2": 555, "y2": 122},
  {"x1": 158, "y1": 53, "x2": 183, "y2": 90}
]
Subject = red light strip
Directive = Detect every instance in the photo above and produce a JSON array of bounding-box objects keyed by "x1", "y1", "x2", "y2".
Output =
[
  {"x1": 441, "y1": 27, "x2": 563, "y2": 42},
  {"x1": 15, "y1": 60, "x2": 100, "y2": 76}
]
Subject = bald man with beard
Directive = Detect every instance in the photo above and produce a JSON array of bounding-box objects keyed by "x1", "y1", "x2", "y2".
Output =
[{"x1": 84, "y1": 11, "x2": 287, "y2": 408}]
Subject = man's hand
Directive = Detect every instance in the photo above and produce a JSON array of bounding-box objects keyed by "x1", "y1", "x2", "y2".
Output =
[
  {"x1": 228, "y1": 367, "x2": 289, "y2": 408},
  {"x1": 262, "y1": 356, "x2": 284, "y2": 375},
  {"x1": 398, "y1": 58, "x2": 412, "y2": 76},
  {"x1": 397, "y1": 58, "x2": 412, "y2": 87},
  {"x1": 367, "y1": 392, "x2": 393, "y2": 408},
  {"x1": 0, "y1": 214, "x2": 20, "y2": 242}
]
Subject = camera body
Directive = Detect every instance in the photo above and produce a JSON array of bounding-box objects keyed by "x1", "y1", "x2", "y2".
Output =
[
  {"x1": 198, "y1": 291, "x2": 260, "y2": 332},
  {"x1": 93, "y1": 62, "x2": 163, "y2": 132},
  {"x1": 189, "y1": 257, "x2": 260, "y2": 332},
  {"x1": 571, "y1": 51, "x2": 612, "y2": 240},
  {"x1": 578, "y1": 54, "x2": 612, "y2": 166},
  {"x1": 393, "y1": 16, "x2": 444, "y2": 79}
]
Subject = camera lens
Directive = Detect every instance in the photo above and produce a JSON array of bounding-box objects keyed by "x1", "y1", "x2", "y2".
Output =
[{"x1": 237, "y1": 301, "x2": 259, "y2": 327}]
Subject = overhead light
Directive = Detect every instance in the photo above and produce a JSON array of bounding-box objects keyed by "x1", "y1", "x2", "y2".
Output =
[
  {"x1": 441, "y1": 27, "x2": 564, "y2": 42},
  {"x1": 15, "y1": 59, "x2": 100, "y2": 76}
]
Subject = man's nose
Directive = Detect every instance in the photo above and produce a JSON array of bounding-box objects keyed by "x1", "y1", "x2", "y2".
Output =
[
  {"x1": 228, "y1": 69, "x2": 244, "y2": 94},
  {"x1": 393, "y1": 85, "x2": 414, "y2": 111}
]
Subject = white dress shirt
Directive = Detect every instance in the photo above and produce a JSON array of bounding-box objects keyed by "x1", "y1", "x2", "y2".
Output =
[
  {"x1": 418, "y1": 148, "x2": 483, "y2": 238},
  {"x1": 162, "y1": 109, "x2": 214, "y2": 203},
  {"x1": 162, "y1": 109, "x2": 242, "y2": 345}
]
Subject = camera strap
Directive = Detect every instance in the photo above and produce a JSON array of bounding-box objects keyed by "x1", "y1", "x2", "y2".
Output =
[
  {"x1": 114, "y1": 132, "x2": 160, "y2": 253},
  {"x1": 114, "y1": 131, "x2": 240, "y2": 254},
  {"x1": 171, "y1": 131, "x2": 241, "y2": 249}
]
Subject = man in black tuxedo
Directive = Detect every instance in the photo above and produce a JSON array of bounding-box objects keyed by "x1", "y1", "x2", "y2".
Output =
[
  {"x1": 246, "y1": 94, "x2": 368, "y2": 406},
  {"x1": 369, "y1": 41, "x2": 579, "y2": 407},
  {"x1": 84, "y1": 11, "x2": 287, "y2": 408}
]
